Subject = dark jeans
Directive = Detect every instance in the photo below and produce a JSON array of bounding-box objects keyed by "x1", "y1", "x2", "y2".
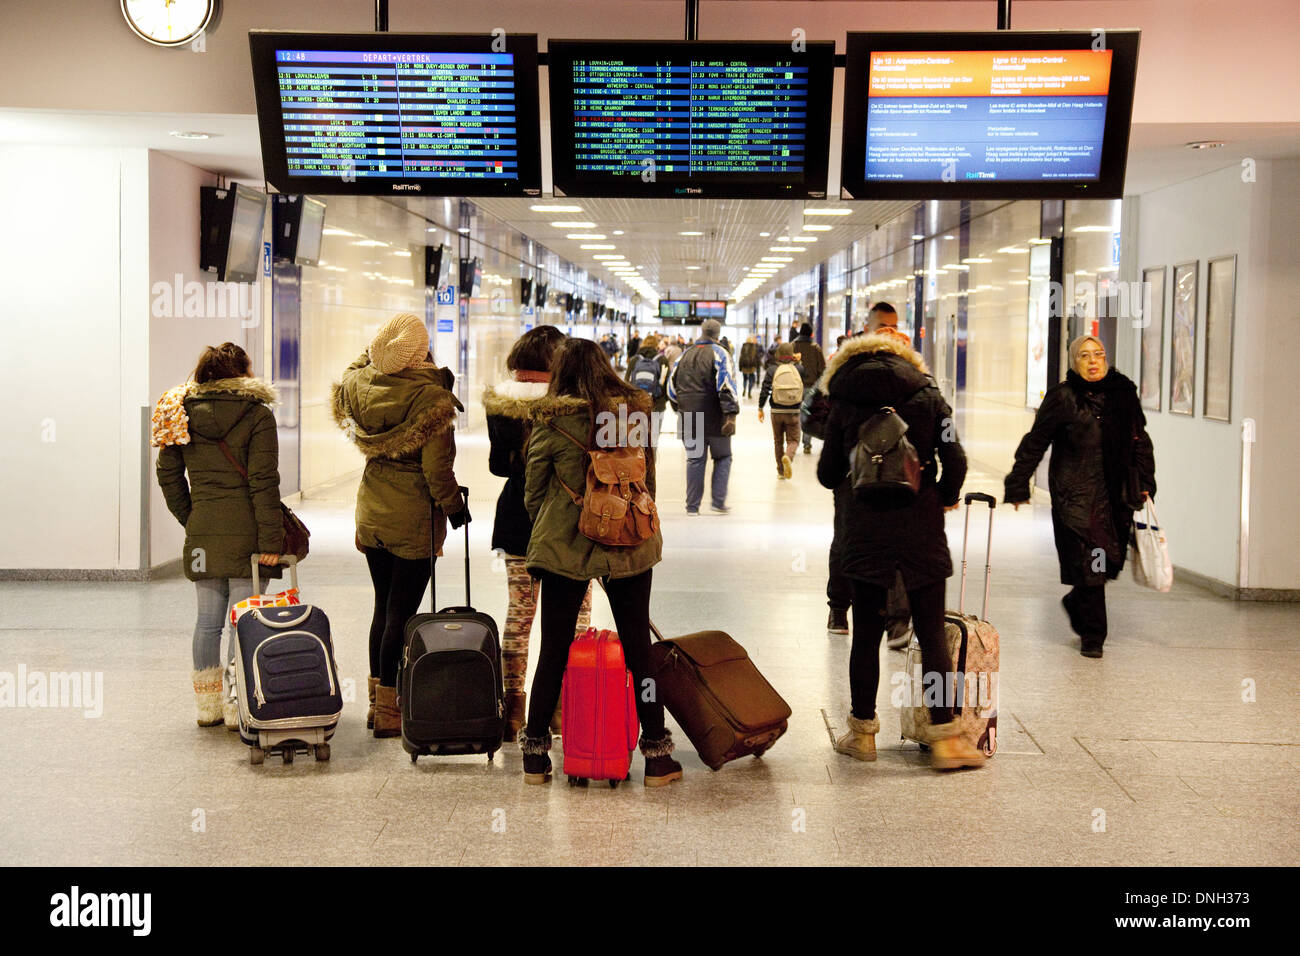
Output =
[
  {"x1": 742, "y1": 371, "x2": 757, "y2": 396},
  {"x1": 827, "y1": 483, "x2": 853, "y2": 611},
  {"x1": 849, "y1": 578, "x2": 953, "y2": 726},
  {"x1": 1065, "y1": 584, "x2": 1108, "y2": 645},
  {"x1": 365, "y1": 548, "x2": 430, "y2": 686},
  {"x1": 525, "y1": 569, "x2": 665, "y2": 742},
  {"x1": 801, "y1": 388, "x2": 815, "y2": 449},
  {"x1": 685, "y1": 434, "x2": 732, "y2": 512}
]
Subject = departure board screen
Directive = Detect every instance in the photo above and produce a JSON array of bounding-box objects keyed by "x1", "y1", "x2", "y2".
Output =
[
  {"x1": 658, "y1": 300, "x2": 691, "y2": 319},
  {"x1": 250, "y1": 32, "x2": 542, "y2": 196},
  {"x1": 549, "y1": 41, "x2": 834, "y2": 198},
  {"x1": 840, "y1": 31, "x2": 1138, "y2": 200}
]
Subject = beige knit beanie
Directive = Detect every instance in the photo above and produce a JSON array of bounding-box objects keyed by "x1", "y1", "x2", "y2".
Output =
[{"x1": 369, "y1": 313, "x2": 430, "y2": 374}]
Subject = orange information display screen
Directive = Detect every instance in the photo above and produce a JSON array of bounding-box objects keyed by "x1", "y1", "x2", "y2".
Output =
[{"x1": 864, "y1": 48, "x2": 1114, "y2": 183}]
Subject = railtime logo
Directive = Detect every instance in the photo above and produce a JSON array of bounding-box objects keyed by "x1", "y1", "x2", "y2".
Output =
[{"x1": 49, "y1": 887, "x2": 151, "y2": 936}]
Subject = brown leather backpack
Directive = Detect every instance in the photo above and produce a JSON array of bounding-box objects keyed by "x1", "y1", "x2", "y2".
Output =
[{"x1": 554, "y1": 424, "x2": 659, "y2": 547}]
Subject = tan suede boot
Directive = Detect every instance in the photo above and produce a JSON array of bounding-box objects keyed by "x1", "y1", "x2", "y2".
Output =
[
  {"x1": 366, "y1": 676, "x2": 380, "y2": 730},
  {"x1": 834, "y1": 713, "x2": 879, "y2": 761},
  {"x1": 928, "y1": 721, "x2": 987, "y2": 771},
  {"x1": 373, "y1": 685, "x2": 401, "y2": 739},
  {"x1": 192, "y1": 667, "x2": 224, "y2": 727},
  {"x1": 504, "y1": 691, "x2": 527, "y2": 739}
]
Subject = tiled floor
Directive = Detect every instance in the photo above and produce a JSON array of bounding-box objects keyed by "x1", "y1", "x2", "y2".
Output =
[{"x1": 2, "y1": 399, "x2": 1297, "y2": 866}]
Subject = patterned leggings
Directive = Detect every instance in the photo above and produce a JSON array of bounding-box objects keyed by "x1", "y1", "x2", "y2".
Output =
[{"x1": 503, "y1": 556, "x2": 591, "y2": 693}]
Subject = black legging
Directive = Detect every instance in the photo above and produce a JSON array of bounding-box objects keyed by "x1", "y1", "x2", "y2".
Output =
[
  {"x1": 849, "y1": 578, "x2": 953, "y2": 725},
  {"x1": 525, "y1": 569, "x2": 665, "y2": 742},
  {"x1": 365, "y1": 547, "x2": 430, "y2": 686}
]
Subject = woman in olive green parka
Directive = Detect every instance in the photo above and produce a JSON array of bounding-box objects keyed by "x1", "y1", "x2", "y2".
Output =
[
  {"x1": 331, "y1": 313, "x2": 467, "y2": 737},
  {"x1": 518, "y1": 337, "x2": 680, "y2": 788},
  {"x1": 154, "y1": 343, "x2": 283, "y2": 728}
]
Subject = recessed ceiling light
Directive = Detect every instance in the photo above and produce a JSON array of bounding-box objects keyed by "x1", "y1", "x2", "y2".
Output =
[
  {"x1": 168, "y1": 130, "x2": 213, "y2": 140},
  {"x1": 1028, "y1": 238, "x2": 1053, "y2": 245},
  {"x1": 566, "y1": 233, "x2": 606, "y2": 240},
  {"x1": 457, "y1": 227, "x2": 470, "y2": 234},
  {"x1": 761, "y1": 257, "x2": 793, "y2": 263},
  {"x1": 1185, "y1": 140, "x2": 1226, "y2": 150},
  {"x1": 581, "y1": 244, "x2": 616, "y2": 250},
  {"x1": 393, "y1": 250, "x2": 412, "y2": 257},
  {"x1": 998, "y1": 246, "x2": 1028, "y2": 254},
  {"x1": 759, "y1": 231, "x2": 771, "y2": 237},
  {"x1": 679, "y1": 230, "x2": 703, "y2": 236},
  {"x1": 801, "y1": 224, "x2": 833, "y2": 231},
  {"x1": 942, "y1": 263, "x2": 970, "y2": 271},
  {"x1": 593, "y1": 254, "x2": 626, "y2": 260},
  {"x1": 552, "y1": 221, "x2": 596, "y2": 228},
  {"x1": 1072, "y1": 225, "x2": 1114, "y2": 233},
  {"x1": 531, "y1": 204, "x2": 584, "y2": 212},
  {"x1": 803, "y1": 208, "x2": 852, "y2": 216},
  {"x1": 353, "y1": 239, "x2": 389, "y2": 247},
  {"x1": 770, "y1": 246, "x2": 802, "y2": 252},
  {"x1": 943, "y1": 235, "x2": 955, "y2": 240},
  {"x1": 911, "y1": 234, "x2": 926, "y2": 240},
  {"x1": 963, "y1": 257, "x2": 993, "y2": 264},
  {"x1": 322, "y1": 228, "x2": 357, "y2": 237},
  {"x1": 791, "y1": 236, "x2": 817, "y2": 243},
  {"x1": 686, "y1": 266, "x2": 701, "y2": 270}
]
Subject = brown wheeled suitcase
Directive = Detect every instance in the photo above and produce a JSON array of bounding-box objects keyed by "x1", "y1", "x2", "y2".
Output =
[{"x1": 648, "y1": 624, "x2": 791, "y2": 771}]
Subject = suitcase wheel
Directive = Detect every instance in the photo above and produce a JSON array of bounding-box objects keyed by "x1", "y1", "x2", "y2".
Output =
[
  {"x1": 314, "y1": 744, "x2": 330, "y2": 762},
  {"x1": 752, "y1": 748, "x2": 767, "y2": 759},
  {"x1": 282, "y1": 748, "x2": 294, "y2": 765},
  {"x1": 608, "y1": 779, "x2": 618, "y2": 789},
  {"x1": 410, "y1": 753, "x2": 418, "y2": 764},
  {"x1": 488, "y1": 752, "x2": 494, "y2": 763},
  {"x1": 568, "y1": 776, "x2": 588, "y2": 788},
  {"x1": 249, "y1": 747, "x2": 265, "y2": 766}
]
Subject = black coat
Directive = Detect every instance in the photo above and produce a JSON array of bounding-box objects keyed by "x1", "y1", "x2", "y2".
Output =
[
  {"x1": 817, "y1": 334, "x2": 967, "y2": 590},
  {"x1": 791, "y1": 334, "x2": 826, "y2": 387},
  {"x1": 484, "y1": 379, "x2": 551, "y2": 556},
  {"x1": 1004, "y1": 369, "x2": 1156, "y2": 586}
]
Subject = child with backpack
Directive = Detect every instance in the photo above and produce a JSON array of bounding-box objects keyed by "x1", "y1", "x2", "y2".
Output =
[
  {"x1": 757, "y1": 342, "x2": 805, "y2": 479},
  {"x1": 627, "y1": 333, "x2": 668, "y2": 447},
  {"x1": 519, "y1": 338, "x2": 681, "y2": 787}
]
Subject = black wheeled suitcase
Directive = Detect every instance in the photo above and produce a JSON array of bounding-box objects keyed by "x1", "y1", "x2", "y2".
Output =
[
  {"x1": 398, "y1": 487, "x2": 504, "y2": 763},
  {"x1": 234, "y1": 556, "x2": 342, "y2": 766}
]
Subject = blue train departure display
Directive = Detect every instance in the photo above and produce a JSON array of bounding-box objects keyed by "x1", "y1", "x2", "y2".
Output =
[
  {"x1": 250, "y1": 33, "x2": 542, "y2": 196},
  {"x1": 549, "y1": 41, "x2": 834, "y2": 198}
]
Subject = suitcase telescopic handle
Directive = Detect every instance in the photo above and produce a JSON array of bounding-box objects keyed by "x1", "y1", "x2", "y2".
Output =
[
  {"x1": 251, "y1": 554, "x2": 298, "y2": 597},
  {"x1": 430, "y1": 486, "x2": 472, "y2": 613},
  {"x1": 958, "y1": 494, "x2": 995, "y2": 618}
]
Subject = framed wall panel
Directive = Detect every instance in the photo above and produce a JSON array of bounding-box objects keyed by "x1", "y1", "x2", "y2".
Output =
[
  {"x1": 1203, "y1": 254, "x2": 1237, "y2": 422},
  {"x1": 1139, "y1": 265, "x2": 1165, "y2": 412},
  {"x1": 1169, "y1": 260, "x2": 1198, "y2": 416}
]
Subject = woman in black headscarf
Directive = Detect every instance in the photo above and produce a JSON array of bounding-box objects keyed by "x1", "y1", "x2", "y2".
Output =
[{"x1": 1004, "y1": 335, "x2": 1157, "y2": 658}]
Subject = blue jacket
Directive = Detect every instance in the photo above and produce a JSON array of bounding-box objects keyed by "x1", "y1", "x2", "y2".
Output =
[{"x1": 667, "y1": 337, "x2": 740, "y2": 432}]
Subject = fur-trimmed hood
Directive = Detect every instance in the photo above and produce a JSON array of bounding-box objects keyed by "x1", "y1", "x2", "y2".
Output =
[
  {"x1": 180, "y1": 376, "x2": 278, "y2": 442},
  {"x1": 190, "y1": 377, "x2": 279, "y2": 404},
  {"x1": 482, "y1": 379, "x2": 550, "y2": 420},
  {"x1": 529, "y1": 390, "x2": 653, "y2": 425},
  {"x1": 819, "y1": 332, "x2": 928, "y2": 391},
  {"x1": 820, "y1": 332, "x2": 932, "y2": 409},
  {"x1": 331, "y1": 364, "x2": 463, "y2": 460}
]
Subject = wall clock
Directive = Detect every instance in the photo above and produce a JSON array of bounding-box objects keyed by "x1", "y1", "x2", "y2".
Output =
[{"x1": 121, "y1": 0, "x2": 216, "y2": 48}]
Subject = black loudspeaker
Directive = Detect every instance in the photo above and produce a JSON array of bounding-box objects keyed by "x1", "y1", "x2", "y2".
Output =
[
  {"x1": 520, "y1": 276, "x2": 534, "y2": 305},
  {"x1": 534, "y1": 282, "x2": 548, "y2": 308},
  {"x1": 424, "y1": 245, "x2": 444, "y2": 288}
]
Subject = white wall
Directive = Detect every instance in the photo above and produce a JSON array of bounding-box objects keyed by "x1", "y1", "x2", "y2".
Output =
[
  {"x1": 1130, "y1": 161, "x2": 1299, "y2": 589},
  {"x1": 0, "y1": 145, "x2": 148, "y2": 570},
  {"x1": 146, "y1": 151, "x2": 262, "y2": 569}
]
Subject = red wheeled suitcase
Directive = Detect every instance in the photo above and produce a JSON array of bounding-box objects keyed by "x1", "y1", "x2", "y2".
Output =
[{"x1": 561, "y1": 628, "x2": 639, "y2": 788}]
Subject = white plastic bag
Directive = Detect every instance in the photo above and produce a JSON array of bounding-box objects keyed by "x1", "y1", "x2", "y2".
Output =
[{"x1": 1131, "y1": 499, "x2": 1173, "y2": 592}]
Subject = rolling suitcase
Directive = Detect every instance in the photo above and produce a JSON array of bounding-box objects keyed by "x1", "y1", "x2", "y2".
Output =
[
  {"x1": 648, "y1": 622, "x2": 792, "y2": 771},
  {"x1": 234, "y1": 556, "x2": 342, "y2": 765},
  {"x1": 900, "y1": 492, "x2": 1000, "y2": 756},
  {"x1": 561, "y1": 627, "x2": 639, "y2": 788},
  {"x1": 398, "y1": 487, "x2": 504, "y2": 763}
]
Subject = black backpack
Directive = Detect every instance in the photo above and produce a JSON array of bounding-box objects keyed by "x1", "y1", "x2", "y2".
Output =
[{"x1": 850, "y1": 406, "x2": 922, "y2": 506}]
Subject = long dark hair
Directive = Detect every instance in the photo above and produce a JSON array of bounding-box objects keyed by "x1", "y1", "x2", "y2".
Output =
[
  {"x1": 192, "y1": 342, "x2": 251, "y2": 383},
  {"x1": 549, "y1": 337, "x2": 642, "y2": 409}
]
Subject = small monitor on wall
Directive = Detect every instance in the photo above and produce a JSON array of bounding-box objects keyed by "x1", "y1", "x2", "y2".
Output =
[
  {"x1": 458, "y1": 257, "x2": 481, "y2": 297},
  {"x1": 535, "y1": 282, "x2": 548, "y2": 308},
  {"x1": 548, "y1": 40, "x2": 835, "y2": 199},
  {"x1": 424, "y1": 245, "x2": 445, "y2": 287},
  {"x1": 839, "y1": 31, "x2": 1140, "y2": 200},
  {"x1": 658, "y1": 300, "x2": 691, "y2": 320},
  {"x1": 250, "y1": 31, "x2": 543, "y2": 197},
  {"x1": 272, "y1": 195, "x2": 327, "y2": 267},
  {"x1": 201, "y1": 184, "x2": 268, "y2": 283},
  {"x1": 693, "y1": 300, "x2": 727, "y2": 320}
]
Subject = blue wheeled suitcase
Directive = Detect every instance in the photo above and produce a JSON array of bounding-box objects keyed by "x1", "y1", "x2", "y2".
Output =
[
  {"x1": 398, "y1": 488, "x2": 504, "y2": 763},
  {"x1": 234, "y1": 556, "x2": 342, "y2": 765}
]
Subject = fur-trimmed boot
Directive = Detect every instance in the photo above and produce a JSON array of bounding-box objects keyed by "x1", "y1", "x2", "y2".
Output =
[
  {"x1": 223, "y1": 659, "x2": 240, "y2": 731},
  {"x1": 192, "y1": 667, "x2": 224, "y2": 727},
  {"x1": 519, "y1": 731, "x2": 553, "y2": 784},
  {"x1": 834, "y1": 713, "x2": 879, "y2": 761},
  {"x1": 504, "y1": 691, "x2": 527, "y2": 739},
  {"x1": 640, "y1": 729, "x2": 683, "y2": 787},
  {"x1": 366, "y1": 676, "x2": 380, "y2": 730},
  {"x1": 928, "y1": 721, "x2": 987, "y2": 771},
  {"x1": 373, "y1": 685, "x2": 401, "y2": 739}
]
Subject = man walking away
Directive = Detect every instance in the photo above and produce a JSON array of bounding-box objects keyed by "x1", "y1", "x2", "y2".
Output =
[
  {"x1": 667, "y1": 318, "x2": 739, "y2": 515},
  {"x1": 791, "y1": 322, "x2": 826, "y2": 455},
  {"x1": 739, "y1": 336, "x2": 761, "y2": 399}
]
